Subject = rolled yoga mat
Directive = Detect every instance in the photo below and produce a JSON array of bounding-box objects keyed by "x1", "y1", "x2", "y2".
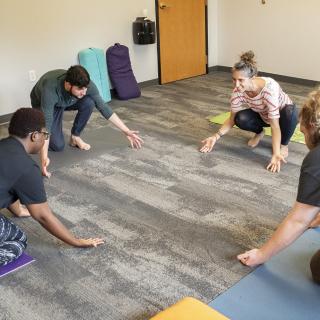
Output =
[{"x1": 78, "y1": 48, "x2": 111, "y2": 102}]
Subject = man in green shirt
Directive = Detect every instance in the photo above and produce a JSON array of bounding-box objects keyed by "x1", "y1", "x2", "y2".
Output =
[{"x1": 31, "y1": 65, "x2": 143, "y2": 177}]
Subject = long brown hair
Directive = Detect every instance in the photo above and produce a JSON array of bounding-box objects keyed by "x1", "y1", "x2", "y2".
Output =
[{"x1": 300, "y1": 89, "x2": 320, "y2": 148}]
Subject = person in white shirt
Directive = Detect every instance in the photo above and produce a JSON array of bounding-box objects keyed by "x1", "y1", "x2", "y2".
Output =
[{"x1": 200, "y1": 51, "x2": 298, "y2": 173}]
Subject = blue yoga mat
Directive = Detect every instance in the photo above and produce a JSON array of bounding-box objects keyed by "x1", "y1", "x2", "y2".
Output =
[
  {"x1": 209, "y1": 229, "x2": 320, "y2": 320},
  {"x1": 0, "y1": 253, "x2": 35, "y2": 278}
]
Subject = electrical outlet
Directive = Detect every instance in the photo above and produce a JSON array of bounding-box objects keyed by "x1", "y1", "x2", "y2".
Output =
[{"x1": 28, "y1": 70, "x2": 36, "y2": 82}]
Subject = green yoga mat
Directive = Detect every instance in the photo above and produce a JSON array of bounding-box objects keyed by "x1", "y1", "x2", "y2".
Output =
[{"x1": 207, "y1": 112, "x2": 305, "y2": 144}]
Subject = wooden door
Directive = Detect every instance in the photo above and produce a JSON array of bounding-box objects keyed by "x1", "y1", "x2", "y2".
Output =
[{"x1": 156, "y1": 0, "x2": 207, "y2": 84}]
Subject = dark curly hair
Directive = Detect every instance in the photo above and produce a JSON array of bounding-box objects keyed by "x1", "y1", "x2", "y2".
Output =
[
  {"x1": 9, "y1": 108, "x2": 46, "y2": 138},
  {"x1": 65, "y1": 65, "x2": 90, "y2": 88}
]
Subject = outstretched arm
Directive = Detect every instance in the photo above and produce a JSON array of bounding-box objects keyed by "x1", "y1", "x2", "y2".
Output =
[
  {"x1": 26, "y1": 202, "x2": 104, "y2": 247},
  {"x1": 88, "y1": 81, "x2": 144, "y2": 149},
  {"x1": 266, "y1": 118, "x2": 286, "y2": 173},
  {"x1": 40, "y1": 139, "x2": 51, "y2": 178},
  {"x1": 108, "y1": 113, "x2": 144, "y2": 149},
  {"x1": 237, "y1": 202, "x2": 320, "y2": 267},
  {"x1": 199, "y1": 112, "x2": 236, "y2": 153}
]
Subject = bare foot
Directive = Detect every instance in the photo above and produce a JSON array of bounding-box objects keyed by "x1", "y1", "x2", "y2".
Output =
[
  {"x1": 8, "y1": 201, "x2": 31, "y2": 217},
  {"x1": 70, "y1": 135, "x2": 91, "y2": 150},
  {"x1": 248, "y1": 131, "x2": 264, "y2": 148},
  {"x1": 280, "y1": 145, "x2": 289, "y2": 158},
  {"x1": 310, "y1": 214, "x2": 320, "y2": 228}
]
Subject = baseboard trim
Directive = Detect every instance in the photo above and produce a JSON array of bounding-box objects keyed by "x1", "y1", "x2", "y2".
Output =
[
  {"x1": 1, "y1": 71, "x2": 318, "y2": 123},
  {"x1": 0, "y1": 113, "x2": 12, "y2": 125},
  {"x1": 208, "y1": 66, "x2": 219, "y2": 73},
  {"x1": 209, "y1": 65, "x2": 319, "y2": 87},
  {"x1": 139, "y1": 78, "x2": 159, "y2": 87},
  {"x1": 0, "y1": 79, "x2": 160, "y2": 123}
]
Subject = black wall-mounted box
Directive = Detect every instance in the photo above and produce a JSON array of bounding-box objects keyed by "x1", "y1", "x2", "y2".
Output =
[{"x1": 132, "y1": 17, "x2": 156, "y2": 45}]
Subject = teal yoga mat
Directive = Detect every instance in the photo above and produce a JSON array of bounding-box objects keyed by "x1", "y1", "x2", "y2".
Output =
[
  {"x1": 209, "y1": 229, "x2": 320, "y2": 320},
  {"x1": 78, "y1": 48, "x2": 111, "y2": 102}
]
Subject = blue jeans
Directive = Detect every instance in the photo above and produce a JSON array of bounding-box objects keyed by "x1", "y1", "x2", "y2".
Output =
[
  {"x1": 234, "y1": 104, "x2": 298, "y2": 145},
  {"x1": 49, "y1": 96, "x2": 95, "y2": 151},
  {"x1": 0, "y1": 214, "x2": 27, "y2": 266}
]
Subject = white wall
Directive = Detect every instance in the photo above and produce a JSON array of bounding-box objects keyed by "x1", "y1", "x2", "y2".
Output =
[
  {"x1": 208, "y1": 0, "x2": 218, "y2": 67},
  {"x1": 3, "y1": 0, "x2": 320, "y2": 116},
  {"x1": 0, "y1": 0, "x2": 158, "y2": 115},
  {"x1": 0, "y1": 0, "x2": 219, "y2": 116},
  {"x1": 217, "y1": 0, "x2": 320, "y2": 81}
]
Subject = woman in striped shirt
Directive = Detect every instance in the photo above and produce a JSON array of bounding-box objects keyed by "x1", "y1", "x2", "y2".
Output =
[{"x1": 200, "y1": 51, "x2": 298, "y2": 173}]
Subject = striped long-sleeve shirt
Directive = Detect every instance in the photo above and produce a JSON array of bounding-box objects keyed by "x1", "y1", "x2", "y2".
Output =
[{"x1": 230, "y1": 77, "x2": 292, "y2": 124}]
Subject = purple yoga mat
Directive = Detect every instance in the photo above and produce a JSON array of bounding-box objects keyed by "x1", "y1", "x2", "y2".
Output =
[{"x1": 0, "y1": 253, "x2": 35, "y2": 278}]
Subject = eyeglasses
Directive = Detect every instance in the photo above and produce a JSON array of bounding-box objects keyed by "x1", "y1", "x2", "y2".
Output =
[
  {"x1": 29, "y1": 131, "x2": 50, "y2": 140},
  {"x1": 39, "y1": 131, "x2": 50, "y2": 140}
]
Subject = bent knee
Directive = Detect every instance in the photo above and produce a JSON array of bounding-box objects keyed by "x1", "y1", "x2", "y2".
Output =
[
  {"x1": 49, "y1": 141, "x2": 65, "y2": 152},
  {"x1": 79, "y1": 96, "x2": 95, "y2": 110},
  {"x1": 310, "y1": 250, "x2": 320, "y2": 284},
  {"x1": 234, "y1": 112, "x2": 248, "y2": 127}
]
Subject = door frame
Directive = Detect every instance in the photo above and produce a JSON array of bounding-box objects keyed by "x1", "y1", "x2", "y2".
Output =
[{"x1": 155, "y1": 0, "x2": 209, "y2": 84}]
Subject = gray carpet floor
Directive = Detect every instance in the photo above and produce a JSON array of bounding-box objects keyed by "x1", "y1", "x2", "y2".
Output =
[{"x1": 0, "y1": 72, "x2": 313, "y2": 320}]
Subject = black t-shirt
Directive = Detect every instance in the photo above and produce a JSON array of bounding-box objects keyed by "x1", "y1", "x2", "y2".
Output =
[
  {"x1": 0, "y1": 137, "x2": 47, "y2": 208},
  {"x1": 297, "y1": 144, "x2": 320, "y2": 207}
]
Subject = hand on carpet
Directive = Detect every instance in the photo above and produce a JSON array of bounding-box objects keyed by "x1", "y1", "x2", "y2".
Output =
[
  {"x1": 237, "y1": 248, "x2": 268, "y2": 267},
  {"x1": 199, "y1": 136, "x2": 217, "y2": 153},
  {"x1": 125, "y1": 130, "x2": 144, "y2": 149},
  {"x1": 76, "y1": 238, "x2": 105, "y2": 248},
  {"x1": 266, "y1": 154, "x2": 287, "y2": 173},
  {"x1": 41, "y1": 157, "x2": 51, "y2": 178}
]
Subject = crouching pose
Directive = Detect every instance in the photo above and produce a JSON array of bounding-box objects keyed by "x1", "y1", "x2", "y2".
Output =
[
  {"x1": 31, "y1": 65, "x2": 144, "y2": 177},
  {"x1": 237, "y1": 90, "x2": 320, "y2": 284},
  {"x1": 200, "y1": 51, "x2": 298, "y2": 173},
  {"x1": 0, "y1": 108, "x2": 103, "y2": 266}
]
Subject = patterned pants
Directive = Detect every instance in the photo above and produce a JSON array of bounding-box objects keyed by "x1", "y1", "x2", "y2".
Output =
[{"x1": 0, "y1": 214, "x2": 27, "y2": 266}]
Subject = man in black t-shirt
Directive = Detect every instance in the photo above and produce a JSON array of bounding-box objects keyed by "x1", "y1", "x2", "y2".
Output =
[
  {"x1": 237, "y1": 90, "x2": 320, "y2": 284},
  {"x1": 0, "y1": 108, "x2": 104, "y2": 266}
]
